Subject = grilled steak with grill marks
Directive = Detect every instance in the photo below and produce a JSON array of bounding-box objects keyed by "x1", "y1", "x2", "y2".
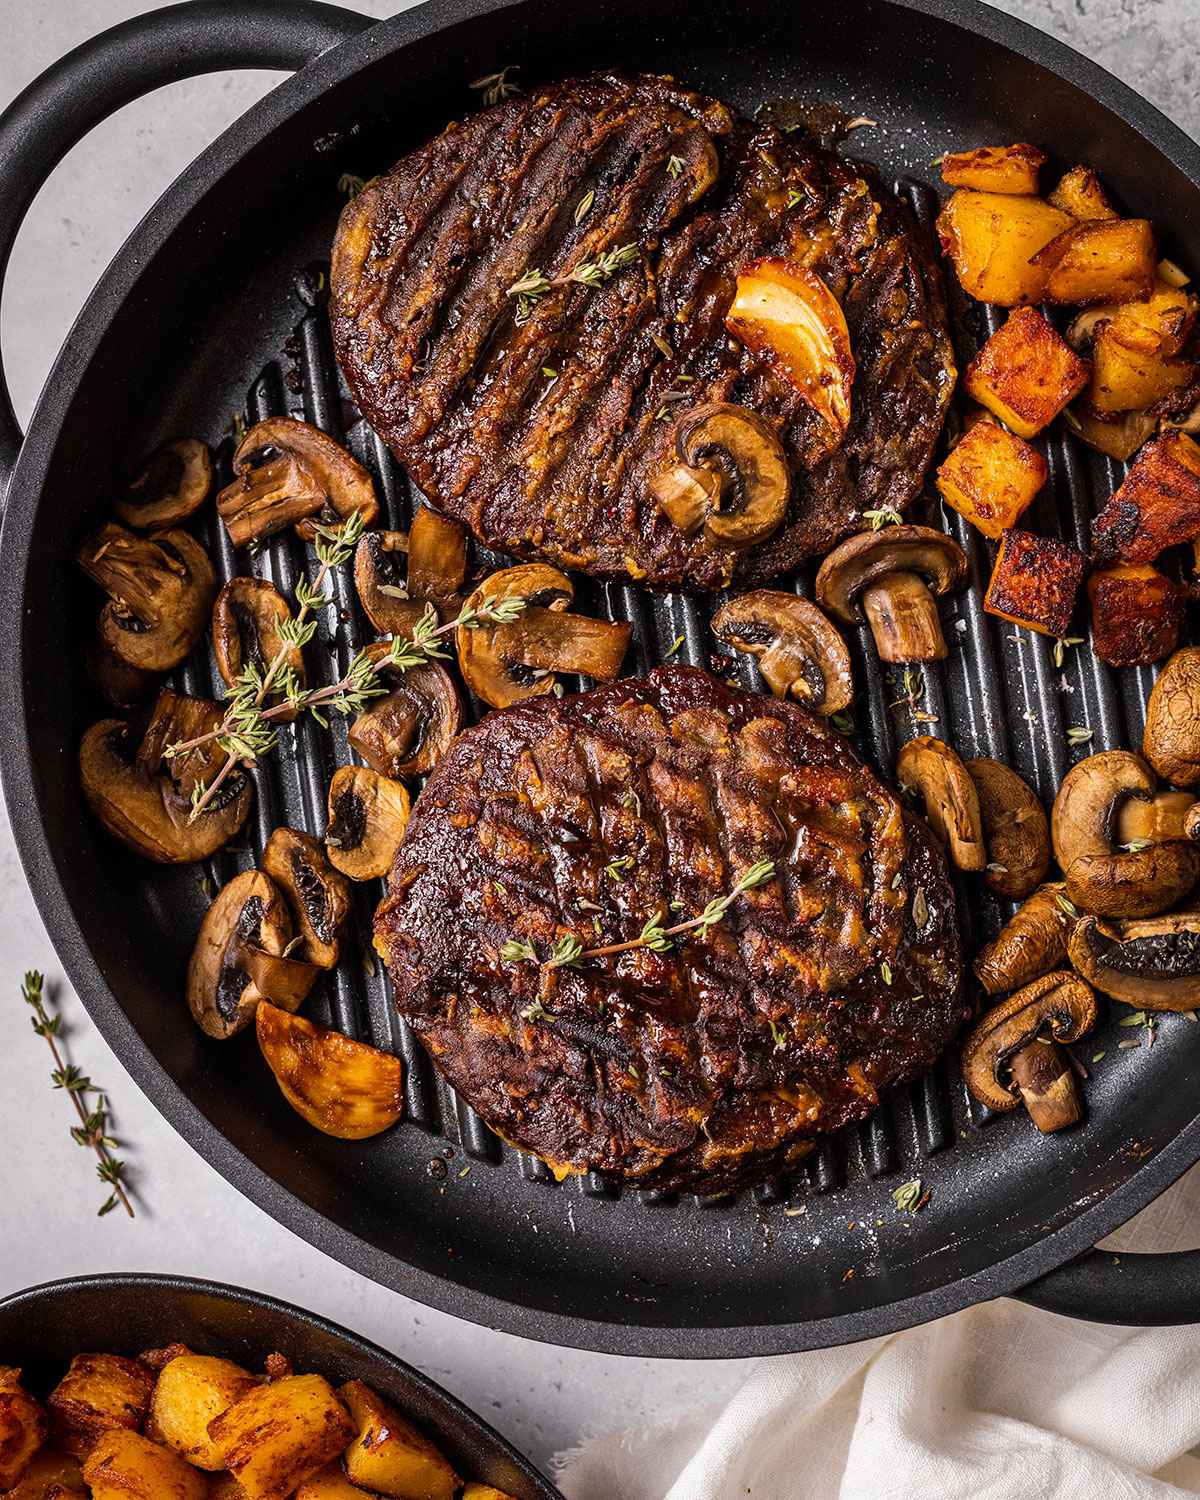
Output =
[
  {"x1": 375, "y1": 667, "x2": 967, "y2": 1194},
  {"x1": 331, "y1": 73, "x2": 955, "y2": 592}
]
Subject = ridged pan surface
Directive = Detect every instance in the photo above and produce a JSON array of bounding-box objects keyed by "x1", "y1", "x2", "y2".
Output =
[{"x1": 9, "y1": 0, "x2": 1200, "y2": 1355}]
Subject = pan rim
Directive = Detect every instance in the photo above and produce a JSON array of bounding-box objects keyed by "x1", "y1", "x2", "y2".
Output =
[{"x1": 4, "y1": 0, "x2": 1200, "y2": 1357}]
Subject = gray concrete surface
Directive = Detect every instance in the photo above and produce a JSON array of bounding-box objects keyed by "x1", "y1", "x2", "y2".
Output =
[{"x1": 0, "y1": 0, "x2": 1197, "y2": 1479}]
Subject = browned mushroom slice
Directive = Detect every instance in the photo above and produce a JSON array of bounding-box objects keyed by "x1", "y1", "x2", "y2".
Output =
[
  {"x1": 649, "y1": 403, "x2": 790, "y2": 548},
  {"x1": 325, "y1": 766, "x2": 411, "y2": 881},
  {"x1": 815, "y1": 525, "x2": 968, "y2": 665},
  {"x1": 456, "y1": 564, "x2": 630, "y2": 709},
  {"x1": 1143, "y1": 646, "x2": 1200, "y2": 786},
  {"x1": 349, "y1": 658, "x2": 460, "y2": 779},
  {"x1": 961, "y1": 970, "x2": 1097, "y2": 1133},
  {"x1": 407, "y1": 505, "x2": 468, "y2": 605},
  {"x1": 186, "y1": 870, "x2": 316, "y2": 1039},
  {"x1": 353, "y1": 530, "x2": 426, "y2": 637},
  {"x1": 233, "y1": 417, "x2": 379, "y2": 541},
  {"x1": 256, "y1": 1002, "x2": 403, "y2": 1139},
  {"x1": 966, "y1": 758, "x2": 1051, "y2": 899},
  {"x1": 85, "y1": 634, "x2": 158, "y2": 711},
  {"x1": 1068, "y1": 911, "x2": 1200, "y2": 1011},
  {"x1": 261, "y1": 827, "x2": 351, "y2": 969},
  {"x1": 77, "y1": 523, "x2": 216, "y2": 672},
  {"x1": 216, "y1": 452, "x2": 326, "y2": 547},
  {"x1": 115, "y1": 438, "x2": 213, "y2": 530},
  {"x1": 896, "y1": 737, "x2": 987, "y2": 871},
  {"x1": 975, "y1": 882, "x2": 1073, "y2": 995},
  {"x1": 136, "y1": 687, "x2": 229, "y2": 798},
  {"x1": 710, "y1": 591, "x2": 852, "y2": 714},
  {"x1": 212, "y1": 578, "x2": 306, "y2": 715}
]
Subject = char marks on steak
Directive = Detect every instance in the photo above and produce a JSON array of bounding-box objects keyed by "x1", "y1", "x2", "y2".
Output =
[
  {"x1": 331, "y1": 74, "x2": 955, "y2": 591},
  {"x1": 376, "y1": 667, "x2": 966, "y2": 1194}
]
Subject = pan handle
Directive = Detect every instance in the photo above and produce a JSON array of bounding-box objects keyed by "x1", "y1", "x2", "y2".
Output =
[
  {"x1": 0, "y1": 0, "x2": 371, "y2": 492},
  {"x1": 1016, "y1": 1246, "x2": 1200, "y2": 1325}
]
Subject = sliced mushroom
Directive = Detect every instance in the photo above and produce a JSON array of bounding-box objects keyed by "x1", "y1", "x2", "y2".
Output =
[
  {"x1": 649, "y1": 403, "x2": 790, "y2": 549},
  {"x1": 975, "y1": 882, "x2": 1073, "y2": 995},
  {"x1": 256, "y1": 1002, "x2": 403, "y2": 1140},
  {"x1": 77, "y1": 523, "x2": 216, "y2": 672},
  {"x1": 325, "y1": 765, "x2": 411, "y2": 881},
  {"x1": 1068, "y1": 911, "x2": 1200, "y2": 1011},
  {"x1": 1116, "y1": 788, "x2": 1196, "y2": 845},
  {"x1": 815, "y1": 526, "x2": 968, "y2": 664},
  {"x1": 710, "y1": 591, "x2": 852, "y2": 714},
  {"x1": 115, "y1": 438, "x2": 213, "y2": 531},
  {"x1": 233, "y1": 417, "x2": 379, "y2": 541},
  {"x1": 186, "y1": 871, "x2": 317, "y2": 1039},
  {"x1": 966, "y1": 758, "x2": 1050, "y2": 899},
  {"x1": 212, "y1": 577, "x2": 306, "y2": 714},
  {"x1": 1144, "y1": 646, "x2": 1200, "y2": 786},
  {"x1": 1052, "y1": 749, "x2": 1200, "y2": 916},
  {"x1": 136, "y1": 687, "x2": 229, "y2": 798},
  {"x1": 85, "y1": 634, "x2": 158, "y2": 711},
  {"x1": 353, "y1": 530, "x2": 427, "y2": 636},
  {"x1": 349, "y1": 657, "x2": 461, "y2": 778},
  {"x1": 456, "y1": 564, "x2": 630, "y2": 709},
  {"x1": 216, "y1": 452, "x2": 326, "y2": 547},
  {"x1": 896, "y1": 737, "x2": 987, "y2": 871},
  {"x1": 407, "y1": 504, "x2": 468, "y2": 605},
  {"x1": 261, "y1": 827, "x2": 351, "y2": 969},
  {"x1": 961, "y1": 970, "x2": 1097, "y2": 1133}
]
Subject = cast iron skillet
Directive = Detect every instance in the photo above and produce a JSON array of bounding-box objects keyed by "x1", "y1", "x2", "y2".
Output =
[
  {"x1": 2, "y1": 0, "x2": 1200, "y2": 1357},
  {"x1": 0, "y1": 1273, "x2": 561, "y2": 1499}
]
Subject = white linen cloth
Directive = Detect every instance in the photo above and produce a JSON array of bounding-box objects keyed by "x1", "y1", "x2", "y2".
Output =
[{"x1": 555, "y1": 1163, "x2": 1200, "y2": 1499}]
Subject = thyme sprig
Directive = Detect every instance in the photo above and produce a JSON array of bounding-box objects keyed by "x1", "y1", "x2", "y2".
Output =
[
  {"x1": 502, "y1": 859, "x2": 776, "y2": 971},
  {"x1": 470, "y1": 65, "x2": 522, "y2": 106},
  {"x1": 507, "y1": 243, "x2": 642, "y2": 322},
  {"x1": 23, "y1": 971, "x2": 133, "y2": 1218}
]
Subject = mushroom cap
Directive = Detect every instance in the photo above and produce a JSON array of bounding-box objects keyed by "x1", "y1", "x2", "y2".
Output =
[
  {"x1": 710, "y1": 590, "x2": 853, "y2": 714},
  {"x1": 349, "y1": 656, "x2": 461, "y2": 779},
  {"x1": 211, "y1": 577, "x2": 305, "y2": 708},
  {"x1": 115, "y1": 438, "x2": 213, "y2": 531},
  {"x1": 961, "y1": 970, "x2": 1098, "y2": 1113},
  {"x1": 79, "y1": 524, "x2": 217, "y2": 673},
  {"x1": 1065, "y1": 841, "x2": 1200, "y2": 918},
  {"x1": 85, "y1": 634, "x2": 158, "y2": 712},
  {"x1": 966, "y1": 757, "x2": 1050, "y2": 900},
  {"x1": 256, "y1": 1002, "x2": 404, "y2": 1140},
  {"x1": 1068, "y1": 911, "x2": 1200, "y2": 1011},
  {"x1": 1051, "y1": 749, "x2": 1157, "y2": 869},
  {"x1": 815, "y1": 524, "x2": 968, "y2": 625},
  {"x1": 353, "y1": 530, "x2": 428, "y2": 637},
  {"x1": 325, "y1": 765, "x2": 411, "y2": 881},
  {"x1": 234, "y1": 416, "x2": 379, "y2": 540},
  {"x1": 1144, "y1": 646, "x2": 1200, "y2": 786},
  {"x1": 896, "y1": 736, "x2": 987, "y2": 872},
  {"x1": 650, "y1": 403, "x2": 791, "y2": 549},
  {"x1": 261, "y1": 826, "x2": 351, "y2": 970},
  {"x1": 974, "y1": 882, "x2": 1072, "y2": 996},
  {"x1": 186, "y1": 870, "x2": 291, "y2": 1039}
]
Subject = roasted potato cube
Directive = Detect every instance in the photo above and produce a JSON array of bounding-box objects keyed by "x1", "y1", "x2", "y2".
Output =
[
  {"x1": 47, "y1": 1354, "x2": 153, "y2": 1460},
  {"x1": 1092, "y1": 431, "x2": 1200, "y2": 562},
  {"x1": 82, "y1": 1429, "x2": 207, "y2": 1500},
  {"x1": 1047, "y1": 165, "x2": 1117, "y2": 221},
  {"x1": 149, "y1": 1353, "x2": 258, "y2": 1469},
  {"x1": 340, "y1": 1380, "x2": 460, "y2": 1500},
  {"x1": 935, "y1": 418, "x2": 1047, "y2": 539},
  {"x1": 207, "y1": 1475, "x2": 247, "y2": 1500},
  {"x1": 296, "y1": 1465, "x2": 376, "y2": 1497},
  {"x1": 1034, "y1": 218, "x2": 1157, "y2": 306},
  {"x1": 1087, "y1": 564, "x2": 1184, "y2": 667},
  {"x1": 209, "y1": 1373, "x2": 353, "y2": 1500},
  {"x1": 1064, "y1": 402, "x2": 1155, "y2": 461},
  {"x1": 462, "y1": 1487, "x2": 520, "y2": 1500},
  {"x1": 964, "y1": 308, "x2": 1090, "y2": 437},
  {"x1": 1107, "y1": 278, "x2": 1198, "y2": 357},
  {"x1": 0, "y1": 1368, "x2": 48, "y2": 1488},
  {"x1": 257, "y1": 1002, "x2": 404, "y2": 1140},
  {"x1": 984, "y1": 529, "x2": 1085, "y2": 637},
  {"x1": 936, "y1": 190, "x2": 1072, "y2": 305},
  {"x1": 940, "y1": 143, "x2": 1045, "y2": 195},
  {"x1": 1091, "y1": 325, "x2": 1196, "y2": 413},
  {"x1": 2, "y1": 1444, "x2": 85, "y2": 1498}
]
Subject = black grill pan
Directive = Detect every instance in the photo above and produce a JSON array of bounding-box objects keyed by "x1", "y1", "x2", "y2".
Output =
[{"x1": 3, "y1": 0, "x2": 1200, "y2": 1356}]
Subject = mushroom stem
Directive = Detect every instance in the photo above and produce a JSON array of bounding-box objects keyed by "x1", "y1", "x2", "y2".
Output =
[
  {"x1": 1009, "y1": 1039, "x2": 1084, "y2": 1133},
  {"x1": 862, "y1": 571, "x2": 948, "y2": 662}
]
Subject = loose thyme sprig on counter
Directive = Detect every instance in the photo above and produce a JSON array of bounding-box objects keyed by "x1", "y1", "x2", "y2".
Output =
[
  {"x1": 507, "y1": 242, "x2": 642, "y2": 323},
  {"x1": 501, "y1": 858, "x2": 777, "y2": 971},
  {"x1": 22, "y1": 970, "x2": 134, "y2": 1218}
]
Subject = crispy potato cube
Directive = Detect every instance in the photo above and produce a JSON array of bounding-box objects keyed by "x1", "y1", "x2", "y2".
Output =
[
  {"x1": 3, "y1": 1443, "x2": 86, "y2": 1498},
  {"x1": 296, "y1": 1464, "x2": 375, "y2": 1497},
  {"x1": 1047, "y1": 165, "x2": 1117, "y2": 221},
  {"x1": 1090, "y1": 325, "x2": 1196, "y2": 413},
  {"x1": 936, "y1": 190, "x2": 1072, "y2": 305},
  {"x1": 462, "y1": 1487, "x2": 520, "y2": 1500},
  {"x1": 935, "y1": 419, "x2": 1047, "y2": 539},
  {"x1": 1092, "y1": 431, "x2": 1200, "y2": 562},
  {"x1": 1087, "y1": 564, "x2": 1184, "y2": 667},
  {"x1": 206, "y1": 1475, "x2": 247, "y2": 1500},
  {"x1": 340, "y1": 1380, "x2": 460, "y2": 1500},
  {"x1": 984, "y1": 529, "x2": 1085, "y2": 637},
  {"x1": 964, "y1": 308, "x2": 1090, "y2": 437},
  {"x1": 1034, "y1": 218, "x2": 1157, "y2": 305},
  {"x1": 209, "y1": 1373, "x2": 353, "y2": 1500},
  {"x1": 1064, "y1": 402, "x2": 1155, "y2": 461},
  {"x1": 81, "y1": 1429, "x2": 208, "y2": 1500},
  {"x1": 149, "y1": 1353, "x2": 258, "y2": 1469},
  {"x1": 940, "y1": 144, "x2": 1045, "y2": 195},
  {"x1": 1107, "y1": 279, "x2": 1198, "y2": 357},
  {"x1": 46, "y1": 1354, "x2": 153, "y2": 1460},
  {"x1": 0, "y1": 1368, "x2": 48, "y2": 1488}
]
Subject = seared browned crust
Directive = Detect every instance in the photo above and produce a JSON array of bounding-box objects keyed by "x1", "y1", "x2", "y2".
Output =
[
  {"x1": 376, "y1": 667, "x2": 966, "y2": 1194},
  {"x1": 332, "y1": 74, "x2": 955, "y2": 592}
]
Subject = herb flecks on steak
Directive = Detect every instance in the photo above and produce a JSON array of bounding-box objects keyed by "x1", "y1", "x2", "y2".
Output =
[
  {"x1": 376, "y1": 667, "x2": 966, "y2": 1194},
  {"x1": 331, "y1": 73, "x2": 955, "y2": 592}
]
